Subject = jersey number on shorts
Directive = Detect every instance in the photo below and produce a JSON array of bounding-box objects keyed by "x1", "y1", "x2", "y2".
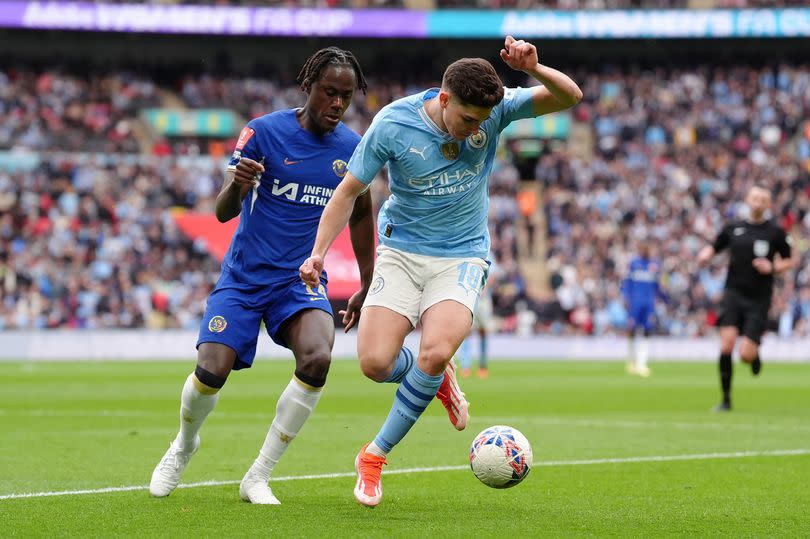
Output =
[
  {"x1": 305, "y1": 284, "x2": 327, "y2": 302},
  {"x1": 457, "y1": 262, "x2": 484, "y2": 294}
]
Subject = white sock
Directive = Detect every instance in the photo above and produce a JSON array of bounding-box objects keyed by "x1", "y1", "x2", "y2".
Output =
[
  {"x1": 636, "y1": 336, "x2": 649, "y2": 370},
  {"x1": 627, "y1": 337, "x2": 635, "y2": 366},
  {"x1": 248, "y1": 377, "x2": 323, "y2": 481},
  {"x1": 175, "y1": 373, "x2": 220, "y2": 452},
  {"x1": 366, "y1": 441, "x2": 387, "y2": 458}
]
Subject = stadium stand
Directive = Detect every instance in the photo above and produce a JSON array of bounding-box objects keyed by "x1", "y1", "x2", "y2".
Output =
[{"x1": 2, "y1": 61, "x2": 808, "y2": 335}]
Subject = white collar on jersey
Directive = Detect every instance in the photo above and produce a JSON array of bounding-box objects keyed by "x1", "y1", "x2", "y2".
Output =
[{"x1": 417, "y1": 90, "x2": 454, "y2": 141}]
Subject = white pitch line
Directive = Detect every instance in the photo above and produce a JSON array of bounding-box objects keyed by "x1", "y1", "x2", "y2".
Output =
[{"x1": 1, "y1": 449, "x2": 808, "y2": 501}]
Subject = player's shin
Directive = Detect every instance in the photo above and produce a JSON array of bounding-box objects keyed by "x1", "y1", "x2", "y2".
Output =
[
  {"x1": 626, "y1": 335, "x2": 636, "y2": 374},
  {"x1": 368, "y1": 366, "x2": 443, "y2": 457},
  {"x1": 719, "y1": 353, "x2": 733, "y2": 405},
  {"x1": 636, "y1": 335, "x2": 649, "y2": 371},
  {"x1": 177, "y1": 370, "x2": 223, "y2": 451},
  {"x1": 247, "y1": 375, "x2": 324, "y2": 481}
]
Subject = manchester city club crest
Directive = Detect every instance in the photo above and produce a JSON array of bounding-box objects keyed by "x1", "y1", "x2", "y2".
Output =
[
  {"x1": 467, "y1": 130, "x2": 487, "y2": 149},
  {"x1": 332, "y1": 159, "x2": 348, "y2": 178},
  {"x1": 369, "y1": 276, "x2": 385, "y2": 296},
  {"x1": 440, "y1": 141, "x2": 460, "y2": 160},
  {"x1": 208, "y1": 315, "x2": 227, "y2": 333}
]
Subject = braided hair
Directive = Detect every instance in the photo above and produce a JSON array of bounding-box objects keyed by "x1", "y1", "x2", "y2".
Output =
[{"x1": 296, "y1": 47, "x2": 368, "y2": 94}]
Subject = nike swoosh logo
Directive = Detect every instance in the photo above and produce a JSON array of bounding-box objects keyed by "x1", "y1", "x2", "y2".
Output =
[
  {"x1": 284, "y1": 158, "x2": 301, "y2": 165},
  {"x1": 309, "y1": 297, "x2": 325, "y2": 302}
]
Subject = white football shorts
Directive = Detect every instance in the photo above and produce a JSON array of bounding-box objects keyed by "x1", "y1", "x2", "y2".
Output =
[
  {"x1": 362, "y1": 245, "x2": 489, "y2": 327},
  {"x1": 472, "y1": 290, "x2": 494, "y2": 332}
]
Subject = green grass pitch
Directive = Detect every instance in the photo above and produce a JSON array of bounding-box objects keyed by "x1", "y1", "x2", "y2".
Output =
[{"x1": 2, "y1": 359, "x2": 809, "y2": 537}]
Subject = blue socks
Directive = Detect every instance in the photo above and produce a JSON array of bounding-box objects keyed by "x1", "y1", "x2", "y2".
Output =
[
  {"x1": 459, "y1": 338, "x2": 472, "y2": 370},
  {"x1": 383, "y1": 347, "x2": 416, "y2": 383},
  {"x1": 373, "y1": 365, "x2": 444, "y2": 453}
]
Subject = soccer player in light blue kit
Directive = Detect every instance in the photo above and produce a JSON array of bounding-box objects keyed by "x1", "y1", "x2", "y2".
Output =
[
  {"x1": 301, "y1": 36, "x2": 581, "y2": 507},
  {"x1": 622, "y1": 242, "x2": 667, "y2": 377},
  {"x1": 149, "y1": 48, "x2": 375, "y2": 505}
]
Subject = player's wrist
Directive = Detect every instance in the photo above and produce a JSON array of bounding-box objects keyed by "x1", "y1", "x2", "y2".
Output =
[{"x1": 524, "y1": 63, "x2": 543, "y2": 78}]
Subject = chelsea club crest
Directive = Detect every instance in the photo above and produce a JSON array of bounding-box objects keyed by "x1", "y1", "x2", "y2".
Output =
[
  {"x1": 332, "y1": 159, "x2": 348, "y2": 178},
  {"x1": 208, "y1": 315, "x2": 227, "y2": 333},
  {"x1": 467, "y1": 129, "x2": 487, "y2": 149}
]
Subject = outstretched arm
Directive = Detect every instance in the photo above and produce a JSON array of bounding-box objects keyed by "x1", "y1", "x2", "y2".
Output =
[
  {"x1": 299, "y1": 173, "x2": 368, "y2": 287},
  {"x1": 499, "y1": 35, "x2": 583, "y2": 117}
]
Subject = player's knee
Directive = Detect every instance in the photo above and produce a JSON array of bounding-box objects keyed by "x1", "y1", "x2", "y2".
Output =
[
  {"x1": 194, "y1": 365, "x2": 228, "y2": 391},
  {"x1": 417, "y1": 344, "x2": 453, "y2": 375},
  {"x1": 357, "y1": 342, "x2": 395, "y2": 382},
  {"x1": 358, "y1": 358, "x2": 389, "y2": 382},
  {"x1": 196, "y1": 345, "x2": 235, "y2": 380},
  {"x1": 719, "y1": 338, "x2": 736, "y2": 355},
  {"x1": 739, "y1": 343, "x2": 759, "y2": 363},
  {"x1": 295, "y1": 348, "x2": 331, "y2": 385}
]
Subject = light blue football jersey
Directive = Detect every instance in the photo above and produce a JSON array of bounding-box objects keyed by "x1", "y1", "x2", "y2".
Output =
[{"x1": 347, "y1": 87, "x2": 534, "y2": 259}]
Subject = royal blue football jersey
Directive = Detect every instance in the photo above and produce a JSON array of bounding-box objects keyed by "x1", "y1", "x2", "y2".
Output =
[
  {"x1": 622, "y1": 257, "x2": 663, "y2": 307},
  {"x1": 223, "y1": 109, "x2": 360, "y2": 284}
]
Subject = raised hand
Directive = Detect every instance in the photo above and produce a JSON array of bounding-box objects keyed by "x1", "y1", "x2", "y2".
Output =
[{"x1": 499, "y1": 35, "x2": 539, "y2": 72}]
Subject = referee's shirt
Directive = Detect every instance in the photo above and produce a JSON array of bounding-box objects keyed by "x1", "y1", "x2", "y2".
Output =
[{"x1": 712, "y1": 219, "x2": 791, "y2": 300}]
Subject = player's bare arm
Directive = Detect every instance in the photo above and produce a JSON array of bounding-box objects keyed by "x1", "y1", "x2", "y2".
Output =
[
  {"x1": 340, "y1": 188, "x2": 376, "y2": 331},
  {"x1": 499, "y1": 35, "x2": 582, "y2": 117},
  {"x1": 299, "y1": 172, "x2": 368, "y2": 288},
  {"x1": 215, "y1": 157, "x2": 265, "y2": 223}
]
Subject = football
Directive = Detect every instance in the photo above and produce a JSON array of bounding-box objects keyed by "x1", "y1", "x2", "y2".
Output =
[{"x1": 469, "y1": 425, "x2": 533, "y2": 488}]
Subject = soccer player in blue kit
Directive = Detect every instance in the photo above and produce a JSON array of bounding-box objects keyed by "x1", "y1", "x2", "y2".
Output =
[
  {"x1": 622, "y1": 242, "x2": 667, "y2": 377},
  {"x1": 149, "y1": 48, "x2": 375, "y2": 505},
  {"x1": 301, "y1": 36, "x2": 582, "y2": 507}
]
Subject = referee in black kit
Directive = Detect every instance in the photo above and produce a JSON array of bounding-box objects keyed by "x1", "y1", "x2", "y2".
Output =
[{"x1": 697, "y1": 185, "x2": 796, "y2": 412}]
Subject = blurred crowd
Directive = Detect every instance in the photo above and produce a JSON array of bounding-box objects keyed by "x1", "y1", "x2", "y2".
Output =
[
  {"x1": 536, "y1": 64, "x2": 810, "y2": 337},
  {"x1": 0, "y1": 70, "x2": 159, "y2": 154},
  {"x1": 2, "y1": 62, "x2": 809, "y2": 336},
  {"x1": 0, "y1": 153, "x2": 223, "y2": 329}
]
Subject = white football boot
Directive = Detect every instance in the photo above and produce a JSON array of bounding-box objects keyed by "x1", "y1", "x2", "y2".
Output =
[
  {"x1": 239, "y1": 468, "x2": 281, "y2": 505},
  {"x1": 149, "y1": 435, "x2": 200, "y2": 497}
]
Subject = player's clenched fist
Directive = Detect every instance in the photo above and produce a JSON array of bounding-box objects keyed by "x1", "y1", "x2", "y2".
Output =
[
  {"x1": 499, "y1": 35, "x2": 539, "y2": 72},
  {"x1": 228, "y1": 156, "x2": 264, "y2": 187},
  {"x1": 299, "y1": 255, "x2": 324, "y2": 288}
]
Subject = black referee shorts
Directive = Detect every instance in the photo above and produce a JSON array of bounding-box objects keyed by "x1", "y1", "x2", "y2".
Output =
[{"x1": 717, "y1": 288, "x2": 770, "y2": 344}]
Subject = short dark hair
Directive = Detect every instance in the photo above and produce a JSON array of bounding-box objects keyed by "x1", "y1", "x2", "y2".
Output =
[
  {"x1": 442, "y1": 58, "x2": 504, "y2": 108},
  {"x1": 296, "y1": 47, "x2": 368, "y2": 94}
]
